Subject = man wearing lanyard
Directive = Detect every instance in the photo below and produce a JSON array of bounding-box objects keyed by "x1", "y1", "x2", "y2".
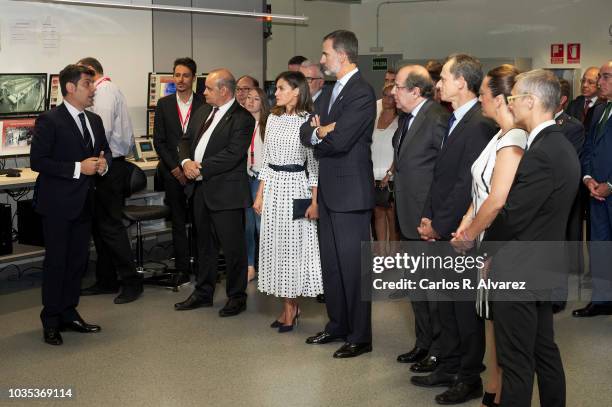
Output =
[
  {"x1": 77, "y1": 57, "x2": 141, "y2": 304},
  {"x1": 153, "y1": 57, "x2": 205, "y2": 284}
]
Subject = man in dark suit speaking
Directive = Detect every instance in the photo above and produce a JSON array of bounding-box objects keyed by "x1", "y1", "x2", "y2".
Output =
[
  {"x1": 31, "y1": 64, "x2": 111, "y2": 345},
  {"x1": 300, "y1": 30, "x2": 376, "y2": 358},
  {"x1": 174, "y1": 69, "x2": 254, "y2": 317},
  {"x1": 485, "y1": 69, "x2": 580, "y2": 407}
]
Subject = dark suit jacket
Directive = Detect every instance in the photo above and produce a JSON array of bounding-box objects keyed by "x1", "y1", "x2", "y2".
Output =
[
  {"x1": 582, "y1": 102, "x2": 612, "y2": 184},
  {"x1": 555, "y1": 111, "x2": 585, "y2": 156},
  {"x1": 566, "y1": 95, "x2": 604, "y2": 128},
  {"x1": 299, "y1": 71, "x2": 376, "y2": 212},
  {"x1": 153, "y1": 92, "x2": 205, "y2": 174},
  {"x1": 179, "y1": 100, "x2": 254, "y2": 211},
  {"x1": 31, "y1": 103, "x2": 112, "y2": 220},
  {"x1": 422, "y1": 102, "x2": 497, "y2": 239},
  {"x1": 484, "y1": 124, "x2": 581, "y2": 294},
  {"x1": 393, "y1": 99, "x2": 449, "y2": 239}
]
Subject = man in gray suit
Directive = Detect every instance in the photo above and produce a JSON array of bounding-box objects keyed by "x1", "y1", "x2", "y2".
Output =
[{"x1": 390, "y1": 65, "x2": 450, "y2": 373}]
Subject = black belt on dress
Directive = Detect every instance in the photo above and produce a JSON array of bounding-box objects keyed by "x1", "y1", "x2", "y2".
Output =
[{"x1": 268, "y1": 163, "x2": 305, "y2": 172}]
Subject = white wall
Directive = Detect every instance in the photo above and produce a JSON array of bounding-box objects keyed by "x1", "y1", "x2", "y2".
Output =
[
  {"x1": 351, "y1": 0, "x2": 612, "y2": 70},
  {"x1": 266, "y1": 0, "x2": 351, "y2": 80},
  {"x1": 0, "y1": 0, "x2": 153, "y2": 135}
]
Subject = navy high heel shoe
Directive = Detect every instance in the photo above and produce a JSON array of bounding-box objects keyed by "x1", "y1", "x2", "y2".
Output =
[
  {"x1": 270, "y1": 320, "x2": 283, "y2": 328},
  {"x1": 278, "y1": 307, "x2": 300, "y2": 333}
]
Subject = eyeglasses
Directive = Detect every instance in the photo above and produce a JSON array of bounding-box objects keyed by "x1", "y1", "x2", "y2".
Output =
[
  {"x1": 506, "y1": 93, "x2": 532, "y2": 103},
  {"x1": 305, "y1": 77, "x2": 322, "y2": 83},
  {"x1": 598, "y1": 73, "x2": 612, "y2": 81},
  {"x1": 392, "y1": 82, "x2": 408, "y2": 90},
  {"x1": 581, "y1": 78, "x2": 597, "y2": 85},
  {"x1": 236, "y1": 86, "x2": 254, "y2": 93}
]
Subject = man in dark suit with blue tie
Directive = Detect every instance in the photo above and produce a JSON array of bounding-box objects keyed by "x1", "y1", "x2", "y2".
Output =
[
  {"x1": 573, "y1": 60, "x2": 612, "y2": 318},
  {"x1": 31, "y1": 64, "x2": 111, "y2": 345},
  {"x1": 300, "y1": 30, "x2": 376, "y2": 358},
  {"x1": 413, "y1": 54, "x2": 496, "y2": 404}
]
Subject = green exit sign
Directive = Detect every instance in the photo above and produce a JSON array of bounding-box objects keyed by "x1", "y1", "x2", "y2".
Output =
[{"x1": 372, "y1": 57, "x2": 388, "y2": 71}]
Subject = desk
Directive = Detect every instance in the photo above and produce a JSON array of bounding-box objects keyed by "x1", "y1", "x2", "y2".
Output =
[{"x1": 0, "y1": 160, "x2": 159, "y2": 190}]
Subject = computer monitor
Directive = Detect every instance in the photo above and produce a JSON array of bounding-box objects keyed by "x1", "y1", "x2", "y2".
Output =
[
  {"x1": 0, "y1": 116, "x2": 36, "y2": 156},
  {"x1": 133, "y1": 137, "x2": 158, "y2": 161},
  {"x1": 0, "y1": 73, "x2": 47, "y2": 116},
  {"x1": 147, "y1": 72, "x2": 207, "y2": 108},
  {"x1": 47, "y1": 74, "x2": 63, "y2": 109}
]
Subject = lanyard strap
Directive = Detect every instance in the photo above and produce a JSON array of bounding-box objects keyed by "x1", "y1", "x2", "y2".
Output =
[
  {"x1": 95, "y1": 77, "x2": 111, "y2": 89},
  {"x1": 250, "y1": 123, "x2": 258, "y2": 166},
  {"x1": 176, "y1": 102, "x2": 193, "y2": 134}
]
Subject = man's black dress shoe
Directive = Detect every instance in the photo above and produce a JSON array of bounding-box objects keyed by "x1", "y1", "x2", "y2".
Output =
[
  {"x1": 81, "y1": 284, "x2": 119, "y2": 296},
  {"x1": 397, "y1": 346, "x2": 429, "y2": 363},
  {"x1": 572, "y1": 302, "x2": 612, "y2": 317},
  {"x1": 333, "y1": 342, "x2": 372, "y2": 358},
  {"x1": 410, "y1": 355, "x2": 438, "y2": 373},
  {"x1": 114, "y1": 284, "x2": 144, "y2": 304},
  {"x1": 305, "y1": 331, "x2": 346, "y2": 344},
  {"x1": 316, "y1": 294, "x2": 325, "y2": 303},
  {"x1": 219, "y1": 299, "x2": 246, "y2": 317},
  {"x1": 174, "y1": 294, "x2": 213, "y2": 310},
  {"x1": 410, "y1": 370, "x2": 457, "y2": 388},
  {"x1": 60, "y1": 320, "x2": 101, "y2": 333},
  {"x1": 43, "y1": 328, "x2": 63, "y2": 346},
  {"x1": 435, "y1": 381, "x2": 483, "y2": 405}
]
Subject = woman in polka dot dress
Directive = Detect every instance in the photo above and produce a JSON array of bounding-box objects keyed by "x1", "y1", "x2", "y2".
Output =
[{"x1": 253, "y1": 71, "x2": 323, "y2": 333}]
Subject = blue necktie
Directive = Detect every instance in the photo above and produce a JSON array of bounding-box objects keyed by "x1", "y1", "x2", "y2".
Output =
[
  {"x1": 441, "y1": 113, "x2": 456, "y2": 148},
  {"x1": 328, "y1": 81, "x2": 342, "y2": 114}
]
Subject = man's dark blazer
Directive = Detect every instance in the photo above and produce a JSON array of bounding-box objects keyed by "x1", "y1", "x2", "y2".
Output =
[
  {"x1": 566, "y1": 95, "x2": 604, "y2": 127},
  {"x1": 31, "y1": 103, "x2": 112, "y2": 220},
  {"x1": 179, "y1": 101, "x2": 254, "y2": 211},
  {"x1": 153, "y1": 92, "x2": 205, "y2": 174},
  {"x1": 582, "y1": 102, "x2": 612, "y2": 185},
  {"x1": 299, "y1": 71, "x2": 376, "y2": 212},
  {"x1": 556, "y1": 111, "x2": 585, "y2": 156},
  {"x1": 422, "y1": 102, "x2": 497, "y2": 239},
  {"x1": 393, "y1": 100, "x2": 449, "y2": 239},
  {"x1": 485, "y1": 124, "x2": 580, "y2": 242}
]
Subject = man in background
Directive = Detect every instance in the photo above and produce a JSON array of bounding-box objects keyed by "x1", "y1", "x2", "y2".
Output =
[
  {"x1": 566, "y1": 66, "x2": 602, "y2": 128},
  {"x1": 77, "y1": 57, "x2": 142, "y2": 304},
  {"x1": 236, "y1": 75, "x2": 259, "y2": 106},
  {"x1": 300, "y1": 60, "x2": 325, "y2": 102},
  {"x1": 288, "y1": 55, "x2": 307, "y2": 71}
]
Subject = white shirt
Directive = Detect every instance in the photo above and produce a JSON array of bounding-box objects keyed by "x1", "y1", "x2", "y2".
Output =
[
  {"x1": 526, "y1": 120, "x2": 556, "y2": 149},
  {"x1": 311, "y1": 67, "x2": 360, "y2": 145},
  {"x1": 248, "y1": 122, "x2": 264, "y2": 176},
  {"x1": 449, "y1": 98, "x2": 478, "y2": 135},
  {"x1": 408, "y1": 99, "x2": 428, "y2": 130},
  {"x1": 312, "y1": 89, "x2": 322, "y2": 102},
  {"x1": 64, "y1": 100, "x2": 98, "y2": 179},
  {"x1": 586, "y1": 96, "x2": 598, "y2": 109},
  {"x1": 176, "y1": 92, "x2": 194, "y2": 134},
  {"x1": 88, "y1": 77, "x2": 134, "y2": 158},
  {"x1": 184, "y1": 98, "x2": 236, "y2": 180},
  {"x1": 371, "y1": 111, "x2": 398, "y2": 180}
]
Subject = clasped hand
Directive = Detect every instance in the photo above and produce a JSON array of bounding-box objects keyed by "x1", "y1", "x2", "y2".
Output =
[
  {"x1": 310, "y1": 115, "x2": 336, "y2": 139},
  {"x1": 183, "y1": 160, "x2": 202, "y2": 180},
  {"x1": 585, "y1": 178, "x2": 611, "y2": 201},
  {"x1": 80, "y1": 151, "x2": 107, "y2": 176}
]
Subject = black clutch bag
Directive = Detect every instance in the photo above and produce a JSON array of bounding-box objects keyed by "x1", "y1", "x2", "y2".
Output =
[{"x1": 292, "y1": 198, "x2": 311, "y2": 220}]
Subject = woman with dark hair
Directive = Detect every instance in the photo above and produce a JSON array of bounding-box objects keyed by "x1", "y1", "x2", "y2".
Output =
[
  {"x1": 253, "y1": 71, "x2": 322, "y2": 332},
  {"x1": 243, "y1": 87, "x2": 270, "y2": 282},
  {"x1": 451, "y1": 64, "x2": 527, "y2": 407}
]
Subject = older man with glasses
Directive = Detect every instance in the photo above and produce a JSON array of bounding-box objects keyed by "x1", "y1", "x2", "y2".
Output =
[
  {"x1": 235, "y1": 75, "x2": 259, "y2": 106},
  {"x1": 566, "y1": 66, "x2": 603, "y2": 127},
  {"x1": 299, "y1": 60, "x2": 325, "y2": 102}
]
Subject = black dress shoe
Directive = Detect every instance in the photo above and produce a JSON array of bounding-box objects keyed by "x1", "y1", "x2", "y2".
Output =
[
  {"x1": 81, "y1": 283, "x2": 119, "y2": 296},
  {"x1": 397, "y1": 346, "x2": 429, "y2": 363},
  {"x1": 435, "y1": 381, "x2": 483, "y2": 405},
  {"x1": 572, "y1": 302, "x2": 612, "y2": 317},
  {"x1": 60, "y1": 320, "x2": 101, "y2": 333},
  {"x1": 219, "y1": 299, "x2": 246, "y2": 317},
  {"x1": 410, "y1": 355, "x2": 438, "y2": 373},
  {"x1": 333, "y1": 342, "x2": 372, "y2": 358},
  {"x1": 174, "y1": 294, "x2": 213, "y2": 310},
  {"x1": 43, "y1": 328, "x2": 63, "y2": 346},
  {"x1": 410, "y1": 370, "x2": 457, "y2": 388},
  {"x1": 305, "y1": 331, "x2": 346, "y2": 345},
  {"x1": 316, "y1": 294, "x2": 326, "y2": 303},
  {"x1": 114, "y1": 284, "x2": 144, "y2": 304}
]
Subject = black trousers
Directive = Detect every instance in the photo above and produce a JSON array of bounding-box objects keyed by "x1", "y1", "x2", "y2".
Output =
[
  {"x1": 192, "y1": 183, "x2": 247, "y2": 300},
  {"x1": 400, "y1": 236, "x2": 441, "y2": 355},
  {"x1": 494, "y1": 301, "x2": 565, "y2": 407},
  {"x1": 161, "y1": 168, "x2": 190, "y2": 273},
  {"x1": 437, "y1": 300, "x2": 485, "y2": 384},
  {"x1": 92, "y1": 159, "x2": 140, "y2": 288},
  {"x1": 318, "y1": 191, "x2": 372, "y2": 344},
  {"x1": 40, "y1": 204, "x2": 92, "y2": 329}
]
